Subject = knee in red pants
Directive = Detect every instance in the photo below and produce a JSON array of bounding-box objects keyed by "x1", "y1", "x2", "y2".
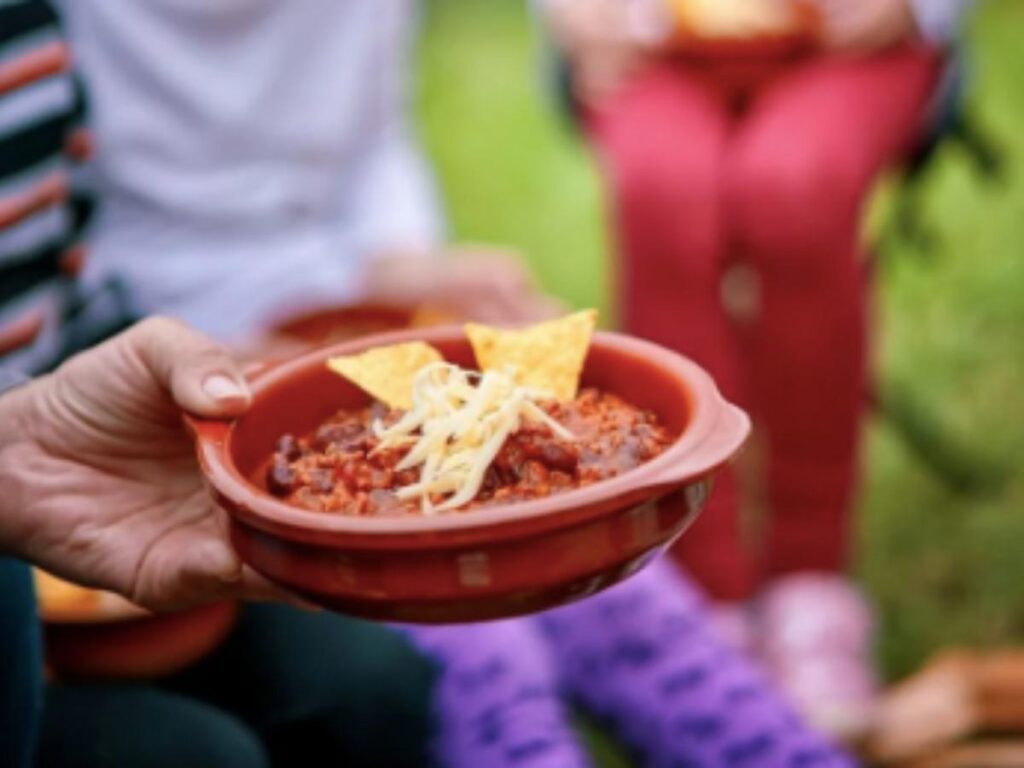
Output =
[
  {"x1": 726, "y1": 128, "x2": 871, "y2": 274},
  {"x1": 590, "y1": 66, "x2": 727, "y2": 288}
]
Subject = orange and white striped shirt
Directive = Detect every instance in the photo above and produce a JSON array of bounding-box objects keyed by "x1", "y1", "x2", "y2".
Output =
[{"x1": 0, "y1": 0, "x2": 83, "y2": 374}]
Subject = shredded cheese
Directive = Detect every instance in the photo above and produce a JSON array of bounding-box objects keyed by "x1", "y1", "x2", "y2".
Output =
[{"x1": 372, "y1": 362, "x2": 574, "y2": 514}]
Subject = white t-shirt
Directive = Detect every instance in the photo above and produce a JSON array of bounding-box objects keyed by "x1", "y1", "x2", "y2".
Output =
[{"x1": 58, "y1": 0, "x2": 444, "y2": 340}]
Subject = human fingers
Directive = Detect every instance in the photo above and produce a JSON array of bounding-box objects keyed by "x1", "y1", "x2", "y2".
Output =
[{"x1": 129, "y1": 316, "x2": 252, "y2": 419}]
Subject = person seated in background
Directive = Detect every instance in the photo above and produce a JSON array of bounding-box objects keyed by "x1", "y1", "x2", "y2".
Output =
[
  {"x1": 540, "y1": 0, "x2": 972, "y2": 738},
  {"x1": 55, "y1": 0, "x2": 555, "y2": 345},
  {"x1": 0, "y1": 4, "x2": 433, "y2": 767}
]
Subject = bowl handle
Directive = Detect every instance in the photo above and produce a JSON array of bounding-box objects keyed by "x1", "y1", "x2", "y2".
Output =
[
  {"x1": 181, "y1": 357, "x2": 286, "y2": 447},
  {"x1": 182, "y1": 412, "x2": 231, "y2": 447},
  {"x1": 653, "y1": 402, "x2": 751, "y2": 486}
]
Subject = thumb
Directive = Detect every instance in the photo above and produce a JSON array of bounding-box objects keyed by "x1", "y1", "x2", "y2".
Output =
[{"x1": 130, "y1": 316, "x2": 251, "y2": 418}]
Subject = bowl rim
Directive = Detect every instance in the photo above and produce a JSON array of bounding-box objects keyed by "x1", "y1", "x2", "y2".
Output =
[{"x1": 188, "y1": 326, "x2": 749, "y2": 538}]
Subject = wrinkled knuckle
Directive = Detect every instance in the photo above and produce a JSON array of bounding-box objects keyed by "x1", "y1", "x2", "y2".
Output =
[{"x1": 183, "y1": 347, "x2": 238, "y2": 379}]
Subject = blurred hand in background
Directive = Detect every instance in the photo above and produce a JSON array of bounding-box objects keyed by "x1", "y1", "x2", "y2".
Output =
[
  {"x1": 546, "y1": 0, "x2": 921, "y2": 99},
  {"x1": 544, "y1": 0, "x2": 661, "y2": 107},
  {"x1": 364, "y1": 247, "x2": 566, "y2": 324},
  {"x1": 810, "y1": 0, "x2": 918, "y2": 51}
]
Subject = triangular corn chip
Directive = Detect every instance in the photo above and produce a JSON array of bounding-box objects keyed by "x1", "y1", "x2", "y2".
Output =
[
  {"x1": 327, "y1": 341, "x2": 442, "y2": 409},
  {"x1": 465, "y1": 309, "x2": 597, "y2": 402}
]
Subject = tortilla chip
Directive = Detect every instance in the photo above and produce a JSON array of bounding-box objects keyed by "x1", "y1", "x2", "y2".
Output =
[
  {"x1": 465, "y1": 310, "x2": 597, "y2": 402},
  {"x1": 327, "y1": 341, "x2": 442, "y2": 409}
]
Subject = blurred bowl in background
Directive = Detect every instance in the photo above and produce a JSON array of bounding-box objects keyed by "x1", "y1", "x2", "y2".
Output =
[
  {"x1": 35, "y1": 570, "x2": 237, "y2": 680},
  {"x1": 271, "y1": 303, "x2": 459, "y2": 348},
  {"x1": 663, "y1": 0, "x2": 820, "y2": 57}
]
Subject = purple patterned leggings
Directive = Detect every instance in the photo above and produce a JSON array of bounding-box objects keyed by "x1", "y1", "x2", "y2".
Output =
[{"x1": 401, "y1": 559, "x2": 854, "y2": 768}]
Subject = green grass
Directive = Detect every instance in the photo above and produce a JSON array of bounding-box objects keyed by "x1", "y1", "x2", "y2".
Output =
[
  {"x1": 417, "y1": 1, "x2": 610, "y2": 318},
  {"x1": 416, "y1": 0, "x2": 1024, "y2": 703},
  {"x1": 861, "y1": 0, "x2": 1024, "y2": 678}
]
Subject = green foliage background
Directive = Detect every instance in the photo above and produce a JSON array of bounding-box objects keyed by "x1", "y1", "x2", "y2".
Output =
[{"x1": 417, "y1": 0, "x2": 1024, "y2": 697}]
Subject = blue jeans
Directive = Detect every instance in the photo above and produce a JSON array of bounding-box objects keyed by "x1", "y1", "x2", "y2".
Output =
[{"x1": 38, "y1": 605, "x2": 434, "y2": 768}]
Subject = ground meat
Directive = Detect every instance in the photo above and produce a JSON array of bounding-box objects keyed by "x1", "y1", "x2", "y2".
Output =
[{"x1": 263, "y1": 388, "x2": 674, "y2": 516}]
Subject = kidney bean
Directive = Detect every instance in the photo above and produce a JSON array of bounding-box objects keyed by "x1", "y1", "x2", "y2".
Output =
[
  {"x1": 274, "y1": 434, "x2": 302, "y2": 461},
  {"x1": 266, "y1": 459, "x2": 296, "y2": 496},
  {"x1": 522, "y1": 440, "x2": 579, "y2": 474}
]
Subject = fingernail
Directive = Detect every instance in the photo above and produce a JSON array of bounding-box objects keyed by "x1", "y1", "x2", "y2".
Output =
[{"x1": 202, "y1": 374, "x2": 249, "y2": 403}]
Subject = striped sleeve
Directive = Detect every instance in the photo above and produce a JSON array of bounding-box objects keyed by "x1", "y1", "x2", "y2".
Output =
[{"x1": 0, "y1": 0, "x2": 79, "y2": 374}]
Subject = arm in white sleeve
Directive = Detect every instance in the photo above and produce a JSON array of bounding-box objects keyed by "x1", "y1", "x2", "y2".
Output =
[
  {"x1": 349, "y1": 127, "x2": 446, "y2": 260},
  {"x1": 909, "y1": 0, "x2": 974, "y2": 43},
  {"x1": 347, "y1": 2, "x2": 445, "y2": 261}
]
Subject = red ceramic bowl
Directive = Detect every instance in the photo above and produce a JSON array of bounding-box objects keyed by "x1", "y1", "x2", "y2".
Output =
[
  {"x1": 189, "y1": 327, "x2": 749, "y2": 623},
  {"x1": 35, "y1": 570, "x2": 239, "y2": 680},
  {"x1": 271, "y1": 303, "x2": 459, "y2": 347},
  {"x1": 272, "y1": 304, "x2": 415, "y2": 346},
  {"x1": 672, "y1": 31, "x2": 816, "y2": 59},
  {"x1": 42, "y1": 602, "x2": 238, "y2": 680}
]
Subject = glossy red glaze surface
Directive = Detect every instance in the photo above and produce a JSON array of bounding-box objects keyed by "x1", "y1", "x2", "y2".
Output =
[
  {"x1": 188, "y1": 327, "x2": 749, "y2": 623},
  {"x1": 43, "y1": 602, "x2": 238, "y2": 680}
]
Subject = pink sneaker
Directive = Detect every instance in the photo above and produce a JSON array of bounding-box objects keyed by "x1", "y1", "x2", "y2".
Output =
[{"x1": 757, "y1": 573, "x2": 879, "y2": 742}]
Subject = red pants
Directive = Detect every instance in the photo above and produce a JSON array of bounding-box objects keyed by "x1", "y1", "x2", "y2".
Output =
[{"x1": 588, "y1": 47, "x2": 941, "y2": 600}]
